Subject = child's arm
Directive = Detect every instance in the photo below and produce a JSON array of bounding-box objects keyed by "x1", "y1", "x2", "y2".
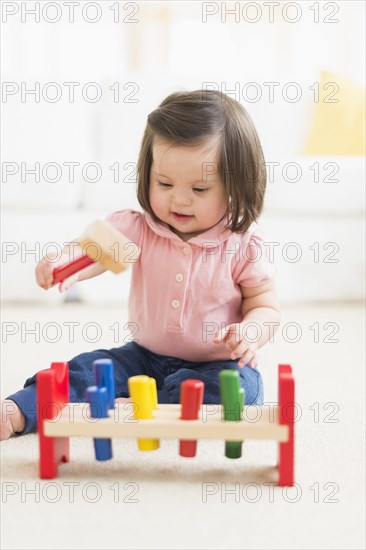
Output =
[
  {"x1": 61, "y1": 241, "x2": 107, "y2": 282},
  {"x1": 240, "y1": 280, "x2": 281, "y2": 348},
  {"x1": 214, "y1": 280, "x2": 281, "y2": 368},
  {"x1": 36, "y1": 220, "x2": 140, "y2": 292},
  {"x1": 35, "y1": 240, "x2": 107, "y2": 292}
]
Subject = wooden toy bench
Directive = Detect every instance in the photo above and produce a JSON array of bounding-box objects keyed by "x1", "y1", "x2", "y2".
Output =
[{"x1": 37, "y1": 363, "x2": 295, "y2": 485}]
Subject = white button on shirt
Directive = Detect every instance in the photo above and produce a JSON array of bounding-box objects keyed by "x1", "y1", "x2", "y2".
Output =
[
  {"x1": 182, "y1": 247, "x2": 191, "y2": 255},
  {"x1": 171, "y1": 299, "x2": 180, "y2": 309},
  {"x1": 175, "y1": 273, "x2": 184, "y2": 282}
]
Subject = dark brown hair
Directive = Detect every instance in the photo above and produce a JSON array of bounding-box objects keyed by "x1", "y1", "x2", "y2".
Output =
[{"x1": 137, "y1": 89, "x2": 266, "y2": 233}]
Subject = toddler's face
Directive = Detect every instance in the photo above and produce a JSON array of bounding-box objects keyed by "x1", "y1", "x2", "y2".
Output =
[{"x1": 149, "y1": 136, "x2": 228, "y2": 242}]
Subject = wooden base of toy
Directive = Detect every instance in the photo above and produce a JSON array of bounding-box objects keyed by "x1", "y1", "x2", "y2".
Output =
[
  {"x1": 37, "y1": 364, "x2": 295, "y2": 485},
  {"x1": 42, "y1": 403, "x2": 289, "y2": 440}
]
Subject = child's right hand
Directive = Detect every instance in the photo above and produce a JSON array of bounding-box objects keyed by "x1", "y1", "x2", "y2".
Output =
[{"x1": 35, "y1": 253, "x2": 79, "y2": 293}]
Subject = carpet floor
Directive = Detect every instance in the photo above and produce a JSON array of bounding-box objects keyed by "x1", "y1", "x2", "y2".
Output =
[{"x1": 1, "y1": 302, "x2": 365, "y2": 550}]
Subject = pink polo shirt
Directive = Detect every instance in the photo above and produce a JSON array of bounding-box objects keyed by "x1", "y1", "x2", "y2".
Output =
[{"x1": 106, "y1": 209, "x2": 276, "y2": 362}]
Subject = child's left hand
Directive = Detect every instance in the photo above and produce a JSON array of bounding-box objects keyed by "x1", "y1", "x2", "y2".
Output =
[{"x1": 213, "y1": 323, "x2": 259, "y2": 368}]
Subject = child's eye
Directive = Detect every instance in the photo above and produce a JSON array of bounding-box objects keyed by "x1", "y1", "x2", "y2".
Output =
[{"x1": 158, "y1": 182, "x2": 208, "y2": 193}]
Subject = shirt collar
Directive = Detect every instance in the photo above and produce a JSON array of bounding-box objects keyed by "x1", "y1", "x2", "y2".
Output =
[{"x1": 144, "y1": 211, "x2": 232, "y2": 248}]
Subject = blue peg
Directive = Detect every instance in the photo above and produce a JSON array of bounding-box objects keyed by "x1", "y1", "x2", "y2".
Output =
[
  {"x1": 86, "y1": 386, "x2": 112, "y2": 461},
  {"x1": 93, "y1": 359, "x2": 115, "y2": 409}
]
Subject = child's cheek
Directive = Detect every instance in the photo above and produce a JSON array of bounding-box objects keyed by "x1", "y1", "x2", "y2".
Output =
[{"x1": 149, "y1": 189, "x2": 165, "y2": 216}]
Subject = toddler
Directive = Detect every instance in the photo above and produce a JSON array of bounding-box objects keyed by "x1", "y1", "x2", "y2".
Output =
[{"x1": 1, "y1": 89, "x2": 281, "y2": 440}]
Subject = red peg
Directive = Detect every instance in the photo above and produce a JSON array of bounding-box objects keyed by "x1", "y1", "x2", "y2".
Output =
[
  {"x1": 53, "y1": 255, "x2": 95, "y2": 284},
  {"x1": 179, "y1": 379, "x2": 204, "y2": 457}
]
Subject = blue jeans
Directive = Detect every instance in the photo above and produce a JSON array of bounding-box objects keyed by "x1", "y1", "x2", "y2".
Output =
[{"x1": 6, "y1": 341, "x2": 264, "y2": 435}]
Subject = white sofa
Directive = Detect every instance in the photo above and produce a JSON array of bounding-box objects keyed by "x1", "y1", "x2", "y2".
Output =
[{"x1": 2, "y1": 75, "x2": 364, "y2": 305}]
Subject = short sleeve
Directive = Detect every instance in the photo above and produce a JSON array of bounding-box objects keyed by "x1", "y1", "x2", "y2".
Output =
[
  {"x1": 105, "y1": 209, "x2": 144, "y2": 249},
  {"x1": 234, "y1": 229, "x2": 277, "y2": 288}
]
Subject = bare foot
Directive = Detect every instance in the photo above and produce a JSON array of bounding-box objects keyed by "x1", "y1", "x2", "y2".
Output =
[
  {"x1": 1, "y1": 400, "x2": 25, "y2": 440},
  {"x1": 115, "y1": 397, "x2": 132, "y2": 404}
]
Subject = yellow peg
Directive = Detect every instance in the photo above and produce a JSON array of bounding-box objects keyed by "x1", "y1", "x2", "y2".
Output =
[{"x1": 128, "y1": 375, "x2": 159, "y2": 451}]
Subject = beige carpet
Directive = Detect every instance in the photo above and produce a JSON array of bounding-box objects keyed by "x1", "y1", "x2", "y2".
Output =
[{"x1": 1, "y1": 302, "x2": 365, "y2": 550}]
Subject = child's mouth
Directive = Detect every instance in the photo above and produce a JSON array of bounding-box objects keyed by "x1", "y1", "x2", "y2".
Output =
[{"x1": 172, "y1": 212, "x2": 194, "y2": 222}]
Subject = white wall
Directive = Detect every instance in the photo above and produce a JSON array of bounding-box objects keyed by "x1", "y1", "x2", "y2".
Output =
[{"x1": 1, "y1": 1, "x2": 365, "y2": 304}]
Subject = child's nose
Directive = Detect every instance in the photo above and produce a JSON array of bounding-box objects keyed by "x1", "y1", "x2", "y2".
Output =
[{"x1": 172, "y1": 192, "x2": 192, "y2": 206}]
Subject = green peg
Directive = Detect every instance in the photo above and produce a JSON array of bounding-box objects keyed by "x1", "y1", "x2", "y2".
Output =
[{"x1": 219, "y1": 370, "x2": 245, "y2": 459}]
